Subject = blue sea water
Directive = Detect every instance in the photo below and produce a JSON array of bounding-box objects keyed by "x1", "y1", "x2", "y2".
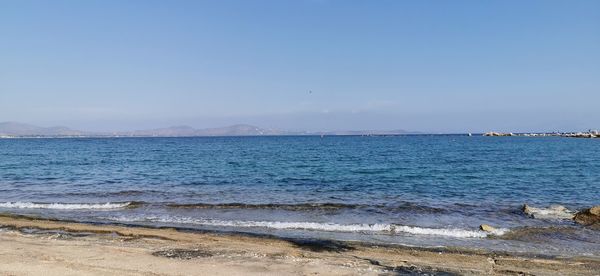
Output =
[{"x1": 0, "y1": 136, "x2": 599, "y2": 256}]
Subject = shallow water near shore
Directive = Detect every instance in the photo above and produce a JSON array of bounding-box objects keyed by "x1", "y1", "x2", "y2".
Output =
[{"x1": 0, "y1": 136, "x2": 599, "y2": 257}]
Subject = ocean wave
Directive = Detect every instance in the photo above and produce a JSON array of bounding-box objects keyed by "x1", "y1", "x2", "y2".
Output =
[
  {"x1": 108, "y1": 215, "x2": 505, "y2": 238},
  {"x1": 65, "y1": 190, "x2": 149, "y2": 196},
  {"x1": 166, "y1": 202, "x2": 448, "y2": 214},
  {"x1": 39, "y1": 190, "x2": 164, "y2": 198},
  {"x1": 166, "y1": 202, "x2": 358, "y2": 211},
  {"x1": 0, "y1": 201, "x2": 137, "y2": 210}
]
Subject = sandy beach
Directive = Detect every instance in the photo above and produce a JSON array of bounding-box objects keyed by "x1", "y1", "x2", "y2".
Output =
[{"x1": 0, "y1": 214, "x2": 597, "y2": 276}]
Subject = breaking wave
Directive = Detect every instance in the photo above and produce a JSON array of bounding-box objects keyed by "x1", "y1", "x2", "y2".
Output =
[
  {"x1": 0, "y1": 201, "x2": 137, "y2": 210},
  {"x1": 107, "y1": 215, "x2": 507, "y2": 238},
  {"x1": 166, "y1": 201, "x2": 448, "y2": 214},
  {"x1": 166, "y1": 202, "x2": 358, "y2": 211},
  {"x1": 522, "y1": 205, "x2": 574, "y2": 220}
]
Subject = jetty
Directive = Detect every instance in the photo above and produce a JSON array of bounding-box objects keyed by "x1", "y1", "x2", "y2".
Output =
[{"x1": 483, "y1": 130, "x2": 599, "y2": 138}]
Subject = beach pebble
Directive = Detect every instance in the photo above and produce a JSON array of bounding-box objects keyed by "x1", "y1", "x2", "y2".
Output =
[{"x1": 479, "y1": 224, "x2": 496, "y2": 232}]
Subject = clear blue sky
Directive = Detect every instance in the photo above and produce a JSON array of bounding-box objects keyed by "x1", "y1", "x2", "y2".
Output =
[{"x1": 1, "y1": 0, "x2": 598, "y2": 133}]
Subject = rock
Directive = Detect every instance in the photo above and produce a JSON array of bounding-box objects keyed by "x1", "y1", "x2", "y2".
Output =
[
  {"x1": 573, "y1": 205, "x2": 600, "y2": 227},
  {"x1": 152, "y1": 249, "x2": 212, "y2": 260},
  {"x1": 522, "y1": 204, "x2": 533, "y2": 217},
  {"x1": 483, "y1": 132, "x2": 516, "y2": 137},
  {"x1": 479, "y1": 224, "x2": 496, "y2": 232},
  {"x1": 590, "y1": 206, "x2": 600, "y2": 216}
]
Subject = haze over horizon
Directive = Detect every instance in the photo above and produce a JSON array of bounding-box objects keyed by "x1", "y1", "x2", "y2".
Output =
[{"x1": 1, "y1": 1, "x2": 599, "y2": 133}]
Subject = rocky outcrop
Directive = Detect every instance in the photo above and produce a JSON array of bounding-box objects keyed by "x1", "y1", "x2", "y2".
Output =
[
  {"x1": 480, "y1": 130, "x2": 599, "y2": 138},
  {"x1": 563, "y1": 132, "x2": 599, "y2": 138},
  {"x1": 522, "y1": 204, "x2": 533, "y2": 216},
  {"x1": 483, "y1": 132, "x2": 514, "y2": 137},
  {"x1": 573, "y1": 206, "x2": 600, "y2": 228}
]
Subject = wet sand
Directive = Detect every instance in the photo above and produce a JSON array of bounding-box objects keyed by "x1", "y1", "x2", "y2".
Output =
[{"x1": 0, "y1": 214, "x2": 598, "y2": 275}]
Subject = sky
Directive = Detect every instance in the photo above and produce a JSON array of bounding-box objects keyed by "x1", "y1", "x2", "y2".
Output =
[{"x1": 1, "y1": 0, "x2": 599, "y2": 133}]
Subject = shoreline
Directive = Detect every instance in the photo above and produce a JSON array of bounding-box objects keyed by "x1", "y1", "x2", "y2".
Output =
[{"x1": 1, "y1": 214, "x2": 599, "y2": 275}]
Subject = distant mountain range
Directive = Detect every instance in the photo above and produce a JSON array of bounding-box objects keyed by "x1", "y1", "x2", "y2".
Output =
[
  {"x1": 0, "y1": 122, "x2": 420, "y2": 137},
  {"x1": 119, "y1": 124, "x2": 286, "y2": 137},
  {"x1": 0, "y1": 122, "x2": 86, "y2": 136}
]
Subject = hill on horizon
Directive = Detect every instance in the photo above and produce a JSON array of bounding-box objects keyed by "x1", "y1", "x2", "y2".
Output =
[
  {"x1": 0, "y1": 122, "x2": 86, "y2": 136},
  {"x1": 0, "y1": 122, "x2": 419, "y2": 137}
]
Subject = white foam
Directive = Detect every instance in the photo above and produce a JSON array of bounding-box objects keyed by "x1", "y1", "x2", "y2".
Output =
[
  {"x1": 0, "y1": 202, "x2": 132, "y2": 210},
  {"x1": 524, "y1": 205, "x2": 574, "y2": 220},
  {"x1": 485, "y1": 227, "x2": 510, "y2": 236},
  {"x1": 108, "y1": 215, "x2": 502, "y2": 238}
]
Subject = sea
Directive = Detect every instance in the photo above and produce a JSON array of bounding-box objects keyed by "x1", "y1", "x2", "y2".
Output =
[{"x1": 0, "y1": 135, "x2": 598, "y2": 257}]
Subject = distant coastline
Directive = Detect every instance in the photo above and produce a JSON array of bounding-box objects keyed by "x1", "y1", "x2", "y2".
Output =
[
  {"x1": 1, "y1": 122, "x2": 598, "y2": 139},
  {"x1": 0, "y1": 121, "x2": 423, "y2": 138}
]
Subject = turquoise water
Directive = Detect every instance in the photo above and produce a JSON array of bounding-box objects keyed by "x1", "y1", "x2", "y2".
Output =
[{"x1": 0, "y1": 136, "x2": 598, "y2": 256}]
